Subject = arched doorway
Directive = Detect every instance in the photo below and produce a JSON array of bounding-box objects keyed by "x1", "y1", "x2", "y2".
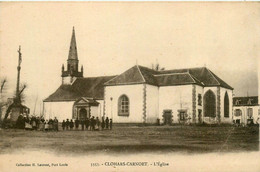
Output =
[
  {"x1": 79, "y1": 108, "x2": 87, "y2": 120},
  {"x1": 203, "y1": 90, "x2": 216, "y2": 117},
  {"x1": 224, "y1": 92, "x2": 229, "y2": 117}
]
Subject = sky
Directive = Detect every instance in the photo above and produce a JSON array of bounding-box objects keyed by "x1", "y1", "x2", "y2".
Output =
[{"x1": 0, "y1": 2, "x2": 259, "y2": 115}]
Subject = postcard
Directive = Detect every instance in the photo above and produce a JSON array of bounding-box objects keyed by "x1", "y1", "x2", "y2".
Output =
[{"x1": 0, "y1": 2, "x2": 259, "y2": 172}]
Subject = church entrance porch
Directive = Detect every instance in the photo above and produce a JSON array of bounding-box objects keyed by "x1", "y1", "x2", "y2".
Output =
[
  {"x1": 73, "y1": 97, "x2": 99, "y2": 120},
  {"x1": 79, "y1": 108, "x2": 87, "y2": 120}
]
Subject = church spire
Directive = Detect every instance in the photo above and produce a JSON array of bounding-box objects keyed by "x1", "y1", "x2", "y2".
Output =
[
  {"x1": 68, "y1": 26, "x2": 78, "y2": 60},
  {"x1": 62, "y1": 27, "x2": 83, "y2": 85}
]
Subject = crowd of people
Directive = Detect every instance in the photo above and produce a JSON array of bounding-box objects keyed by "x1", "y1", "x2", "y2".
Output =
[
  {"x1": 61, "y1": 117, "x2": 113, "y2": 131},
  {"x1": 16, "y1": 114, "x2": 59, "y2": 131},
  {"x1": 15, "y1": 113, "x2": 113, "y2": 131}
]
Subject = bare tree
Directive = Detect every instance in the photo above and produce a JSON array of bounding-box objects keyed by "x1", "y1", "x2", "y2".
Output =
[
  {"x1": 13, "y1": 83, "x2": 27, "y2": 103},
  {"x1": 19, "y1": 83, "x2": 27, "y2": 103},
  {"x1": 151, "y1": 61, "x2": 165, "y2": 71},
  {"x1": 0, "y1": 78, "x2": 7, "y2": 93},
  {"x1": 0, "y1": 78, "x2": 7, "y2": 123}
]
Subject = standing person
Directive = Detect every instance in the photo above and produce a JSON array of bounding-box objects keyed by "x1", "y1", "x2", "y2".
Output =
[
  {"x1": 54, "y1": 117, "x2": 59, "y2": 131},
  {"x1": 90, "y1": 116, "x2": 95, "y2": 131},
  {"x1": 44, "y1": 120, "x2": 49, "y2": 132},
  {"x1": 39, "y1": 118, "x2": 45, "y2": 131},
  {"x1": 31, "y1": 116, "x2": 37, "y2": 130},
  {"x1": 81, "y1": 119, "x2": 85, "y2": 131},
  {"x1": 101, "y1": 117, "x2": 105, "y2": 130},
  {"x1": 36, "y1": 117, "x2": 40, "y2": 130},
  {"x1": 93, "y1": 117, "x2": 96, "y2": 131},
  {"x1": 65, "y1": 119, "x2": 70, "y2": 130},
  {"x1": 16, "y1": 114, "x2": 24, "y2": 129},
  {"x1": 85, "y1": 118, "x2": 90, "y2": 131},
  {"x1": 23, "y1": 115, "x2": 27, "y2": 130},
  {"x1": 89, "y1": 117, "x2": 93, "y2": 131},
  {"x1": 69, "y1": 119, "x2": 74, "y2": 130},
  {"x1": 49, "y1": 119, "x2": 53, "y2": 131},
  {"x1": 62, "y1": 120, "x2": 66, "y2": 131},
  {"x1": 24, "y1": 115, "x2": 30, "y2": 130},
  {"x1": 96, "y1": 117, "x2": 100, "y2": 130},
  {"x1": 75, "y1": 118, "x2": 79, "y2": 130},
  {"x1": 38, "y1": 119, "x2": 43, "y2": 131},
  {"x1": 105, "y1": 117, "x2": 109, "y2": 129},
  {"x1": 109, "y1": 118, "x2": 113, "y2": 130}
]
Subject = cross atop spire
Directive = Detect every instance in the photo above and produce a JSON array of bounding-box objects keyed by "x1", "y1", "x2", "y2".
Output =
[{"x1": 68, "y1": 26, "x2": 78, "y2": 60}]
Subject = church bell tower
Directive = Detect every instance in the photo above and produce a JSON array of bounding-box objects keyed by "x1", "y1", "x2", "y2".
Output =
[{"x1": 62, "y1": 27, "x2": 83, "y2": 84}]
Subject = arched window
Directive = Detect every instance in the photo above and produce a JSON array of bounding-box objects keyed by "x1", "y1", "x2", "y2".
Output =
[
  {"x1": 203, "y1": 90, "x2": 216, "y2": 117},
  {"x1": 234, "y1": 109, "x2": 242, "y2": 117},
  {"x1": 118, "y1": 95, "x2": 129, "y2": 116},
  {"x1": 224, "y1": 92, "x2": 229, "y2": 117},
  {"x1": 198, "y1": 94, "x2": 202, "y2": 106}
]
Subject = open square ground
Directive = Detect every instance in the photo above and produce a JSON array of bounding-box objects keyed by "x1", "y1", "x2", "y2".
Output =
[{"x1": 0, "y1": 125, "x2": 258, "y2": 155}]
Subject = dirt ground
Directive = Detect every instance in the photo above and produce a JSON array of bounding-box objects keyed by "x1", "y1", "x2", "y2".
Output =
[{"x1": 0, "y1": 125, "x2": 258, "y2": 155}]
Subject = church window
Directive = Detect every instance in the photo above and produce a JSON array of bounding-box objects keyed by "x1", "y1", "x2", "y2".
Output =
[
  {"x1": 224, "y1": 92, "x2": 229, "y2": 117},
  {"x1": 198, "y1": 94, "x2": 202, "y2": 106},
  {"x1": 118, "y1": 95, "x2": 129, "y2": 116},
  {"x1": 235, "y1": 109, "x2": 242, "y2": 117},
  {"x1": 247, "y1": 108, "x2": 253, "y2": 118},
  {"x1": 180, "y1": 112, "x2": 185, "y2": 120},
  {"x1": 177, "y1": 109, "x2": 187, "y2": 121},
  {"x1": 203, "y1": 90, "x2": 216, "y2": 117}
]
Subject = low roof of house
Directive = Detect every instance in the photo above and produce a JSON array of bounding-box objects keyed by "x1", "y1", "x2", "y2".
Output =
[
  {"x1": 233, "y1": 96, "x2": 258, "y2": 106},
  {"x1": 44, "y1": 76, "x2": 115, "y2": 102},
  {"x1": 105, "y1": 65, "x2": 233, "y2": 89}
]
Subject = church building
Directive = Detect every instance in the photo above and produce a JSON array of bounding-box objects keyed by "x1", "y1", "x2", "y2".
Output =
[
  {"x1": 43, "y1": 28, "x2": 234, "y2": 124},
  {"x1": 43, "y1": 28, "x2": 115, "y2": 121}
]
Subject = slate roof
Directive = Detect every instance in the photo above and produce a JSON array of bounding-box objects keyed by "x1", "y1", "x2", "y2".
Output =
[
  {"x1": 68, "y1": 27, "x2": 78, "y2": 60},
  {"x1": 45, "y1": 65, "x2": 233, "y2": 102},
  {"x1": 103, "y1": 66, "x2": 146, "y2": 85},
  {"x1": 105, "y1": 65, "x2": 233, "y2": 89},
  {"x1": 158, "y1": 67, "x2": 232, "y2": 89},
  {"x1": 233, "y1": 96, "x2": 259, "y2": 106},
  {"x1": 155, "y1": 73, "x2": 203, "y2": 86},
  {"x1": 44, "y1": 76, "x2": 115, "y2": 102}
]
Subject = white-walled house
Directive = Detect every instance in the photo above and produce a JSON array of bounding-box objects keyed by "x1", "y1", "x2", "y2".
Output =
[
  {"x1": 233, "y1": 96, "x2": 260, "y2": 125},
  {"x1": 44, "y1": 28, "x2": 234, "y2": 124}
]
